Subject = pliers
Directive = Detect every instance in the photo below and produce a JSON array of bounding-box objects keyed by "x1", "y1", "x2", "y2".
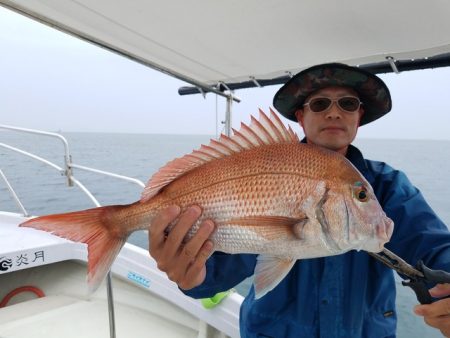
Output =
[{"x1": 369, "y1": 248, "x2": 450, "y2": 304}]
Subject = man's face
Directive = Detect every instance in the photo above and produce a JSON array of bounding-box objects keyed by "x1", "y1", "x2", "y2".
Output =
[{"x1": 295, "y1": 86, "x2": 364, "y2": 155}]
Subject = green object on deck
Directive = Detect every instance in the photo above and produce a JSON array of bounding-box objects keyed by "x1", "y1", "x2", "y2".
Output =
[{"x1": 201, "y1": 290, "x2": 233, "y2": 309}]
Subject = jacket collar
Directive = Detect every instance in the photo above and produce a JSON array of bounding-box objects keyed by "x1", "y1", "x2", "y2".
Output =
[{"x1": 345, "y1": 144, "x2": 368, "y2": 172}]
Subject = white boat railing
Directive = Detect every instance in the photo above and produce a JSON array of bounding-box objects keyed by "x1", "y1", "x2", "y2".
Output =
[
  {"x1": 0, "y1": 125, "x2": 145, "y2": 209},
  {"x1": 0, "y1": 124, "x2": 147, "y2": 338},
  {"x1": 0, "y1": 169, "x2": 29, "y2": 216}
]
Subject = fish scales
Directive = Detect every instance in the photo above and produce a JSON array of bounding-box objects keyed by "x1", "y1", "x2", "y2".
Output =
[{"x1": 119, "y1": 144, "x2": 364, "y2": 257}]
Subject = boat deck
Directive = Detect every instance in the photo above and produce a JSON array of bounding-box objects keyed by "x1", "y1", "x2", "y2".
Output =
[{"x1": 0, "y1": 261, "x2": 226, "y2": 338}]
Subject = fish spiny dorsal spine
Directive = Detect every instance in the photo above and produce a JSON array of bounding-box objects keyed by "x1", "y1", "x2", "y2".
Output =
[{"x1": 140, "y1": 109, "x2": 299, "y2": 202}]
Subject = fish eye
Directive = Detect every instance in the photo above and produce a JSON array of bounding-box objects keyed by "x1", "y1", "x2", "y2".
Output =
[
  {"x1": 358, "y1": 189, "x2": 367, "y2": 201},
  {"x1": 353, "y1": 183, "x2": 369, "y2": 202}
]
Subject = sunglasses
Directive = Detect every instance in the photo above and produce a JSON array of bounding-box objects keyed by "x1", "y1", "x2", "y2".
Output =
[{"x1": 303, "y1": 96, "x2": 362, "y2": 113}]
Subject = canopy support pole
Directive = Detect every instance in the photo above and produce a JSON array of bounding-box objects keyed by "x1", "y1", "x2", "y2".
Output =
[
  {"x1": 386, "y1": 56, "x2": 400, "y2": 74},
  {"x1": 225, "y1": 94, "x2": 233, "y2": 137},
  {"x1": 219, "y1": 82, "x2": 239, "y2": 137}
]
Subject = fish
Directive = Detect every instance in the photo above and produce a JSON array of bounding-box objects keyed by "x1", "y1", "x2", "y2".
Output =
[{"x1": 20, "y1": 109, "x2": 394, "y2": 299}]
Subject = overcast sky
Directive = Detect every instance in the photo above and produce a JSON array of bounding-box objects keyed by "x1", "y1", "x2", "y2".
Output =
[{"x1": 1, "y1": 6, "x2": 450, "y2": 139}]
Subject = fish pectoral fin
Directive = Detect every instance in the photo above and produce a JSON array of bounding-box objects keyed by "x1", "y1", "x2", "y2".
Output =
[
  {"x1": 292, "y1": 219, "x2": 308, "y2": 239},
  {"x1": 228, "y1": 215, "x2": 306, "y2": 227},
  {"x1": 253, "y1": 255, "x2": 296, "y2": 299},
  {"x1": 225, "y1": 216, "x2": 308, "y2": 240}
]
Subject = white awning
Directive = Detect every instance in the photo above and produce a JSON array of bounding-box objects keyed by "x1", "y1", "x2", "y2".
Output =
[{"x1": 1, "y1": 0, "x2": 450, "y2": 92}]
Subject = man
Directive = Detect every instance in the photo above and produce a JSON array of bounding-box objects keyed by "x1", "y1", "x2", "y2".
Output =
[{"x1": 149, "y1": 63, "x2": 450, "y2": 337}]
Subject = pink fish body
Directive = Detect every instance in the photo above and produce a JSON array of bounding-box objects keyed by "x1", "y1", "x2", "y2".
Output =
[{"x1": 21, "y1": 109, "x2": 393, "y2": 298}]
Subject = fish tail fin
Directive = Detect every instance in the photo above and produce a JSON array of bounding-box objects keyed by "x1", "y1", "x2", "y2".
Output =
[{"x1": 20, "y1": 205, "x2": 129, "y2": 292}]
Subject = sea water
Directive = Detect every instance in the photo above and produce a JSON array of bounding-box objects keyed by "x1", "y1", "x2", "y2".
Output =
[{"x1": 1, "y1": 131, "x2": 449, "y2": 338}]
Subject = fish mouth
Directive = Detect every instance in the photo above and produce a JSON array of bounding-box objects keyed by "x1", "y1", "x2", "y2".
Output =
[
  {"x1": 364, "y1": 216, "x2": 394, "y2": 253},
  {"x1": 378, "y1": 215, "x2": 394, "y2": 242}
]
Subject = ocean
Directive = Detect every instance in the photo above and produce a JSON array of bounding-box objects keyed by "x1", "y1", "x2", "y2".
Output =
[{"x1": 1, "y1": 131, "x2": 449, "y2": 338}]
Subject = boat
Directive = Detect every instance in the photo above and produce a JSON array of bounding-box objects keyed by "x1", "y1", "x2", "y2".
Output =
[{"x1": 1, "y1": 1, "x2": 450, "y2": 338}]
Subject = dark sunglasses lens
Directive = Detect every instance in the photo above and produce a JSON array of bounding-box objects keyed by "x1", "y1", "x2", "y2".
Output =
[
  {"x1": 338, "y1": 97, "x2": 360, "y2": 111},
  {"x1": 309, "y1": 98, "x2": 332, "y2": 112}
]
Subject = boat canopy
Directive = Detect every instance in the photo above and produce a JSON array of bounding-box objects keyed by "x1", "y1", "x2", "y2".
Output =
[{"x1": 1, "y1": 0, "x2": 450, "y2": 95}]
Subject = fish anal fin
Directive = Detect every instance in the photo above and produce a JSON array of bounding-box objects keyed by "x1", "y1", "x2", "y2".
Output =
[{"x1": 254, "y1": 255, "x2": 296, "y2": 299}]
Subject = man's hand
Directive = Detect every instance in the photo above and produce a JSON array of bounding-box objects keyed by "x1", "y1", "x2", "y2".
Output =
[
  {"x1": 414, "y1": 283, "x2": 450, "y2": 337},
  {"x1": 148, "y1": 205, "x2": 215, "y2": 290}
]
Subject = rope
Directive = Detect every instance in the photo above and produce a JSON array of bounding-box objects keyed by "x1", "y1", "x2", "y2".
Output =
[{"x1": 0, "y1": 285, "x2": 45, "y2": 307}]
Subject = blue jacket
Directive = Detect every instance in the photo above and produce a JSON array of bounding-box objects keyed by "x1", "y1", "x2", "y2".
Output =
[{"x1": 183, "y1": 144, "x2": 450, "y2": 338}]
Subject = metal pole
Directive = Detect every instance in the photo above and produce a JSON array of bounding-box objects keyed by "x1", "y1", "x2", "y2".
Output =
[
  {"x1": 224, "y1": 93, "x2": 233, "y2": 137},
  {"x1": 106, "y1": 273, "x2": 116, "y2": 338},
  {"x1": 386, "y1": 56, "x2": 400, "y2": 74}
]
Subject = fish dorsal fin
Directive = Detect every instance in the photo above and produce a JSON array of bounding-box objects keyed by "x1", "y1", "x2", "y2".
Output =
[{"x1": 140, "y1": 109, "x2": 299, "y2": 202}]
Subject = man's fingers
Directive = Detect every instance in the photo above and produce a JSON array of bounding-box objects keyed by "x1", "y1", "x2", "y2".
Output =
[
  {"x1": 148, "y1": 204, "x2": 214, "y2": 291},
  {"x1": 418, "y1": 313, "x2": 450, "y2": 337},
  {"x1": 167, "y1": 218, "x2": 214, "y2": 289},
  {"x1": 415, "y1": 298, "x2": 450, "y2": 318},
  {"x1": 429, "y1": 283, "x2": 450, "y2": 298},
  {"x1": 181, "y1": 240, "x2": 215, "y2": 289},
  {"x1": 422, "y1": 314, "x2": 450, "y2": 328},
  {"x1": 179, "y1": 220, "x2": 215, "y2": 264},
  {"x1": 415, "y1": 285, "x2": 450, "y2": 336},
  {"x1": 164, "y1": 205, "x2": 202, "y2": 257},
  {"x1": 149, "y1": 205, "x2": 180, "y2": 251}
]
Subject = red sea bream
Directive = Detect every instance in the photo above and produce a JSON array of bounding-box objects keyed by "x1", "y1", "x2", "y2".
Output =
[{"x1": 21, "y1": 109, "x2": 394, "y2": 299}]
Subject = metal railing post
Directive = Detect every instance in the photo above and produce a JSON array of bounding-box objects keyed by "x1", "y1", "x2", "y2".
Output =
[{"x1": 106, "y1": 273, "x2": 116, "y2": 338}]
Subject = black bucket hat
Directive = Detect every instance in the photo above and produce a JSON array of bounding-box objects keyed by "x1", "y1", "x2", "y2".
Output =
[{"x1": 273, "y1": 63, "x2": 392, "y2": 126}]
